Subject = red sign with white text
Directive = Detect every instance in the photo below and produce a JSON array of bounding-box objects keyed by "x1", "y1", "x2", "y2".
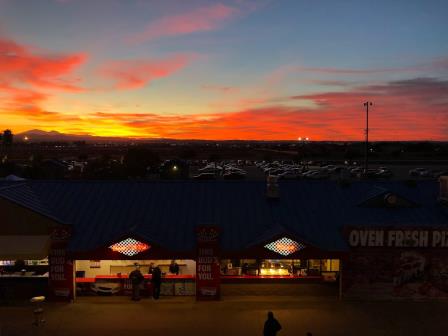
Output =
[
  {"x1": 48, "y1": 226, "x2": 74, "y2": 301},
  {"x1": 196, "y1": 226, "x2": 220, "y2": 300}
]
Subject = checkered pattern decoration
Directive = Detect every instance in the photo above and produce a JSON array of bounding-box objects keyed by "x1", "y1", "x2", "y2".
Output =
[
  {"x1": 264, "y1": 237, "x2": 305, "y2": 256},
  {"x1": 109, "y1": 238, "x2": 150, "y2": 256}
]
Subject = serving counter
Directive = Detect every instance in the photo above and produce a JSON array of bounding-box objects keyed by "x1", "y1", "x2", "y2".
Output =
[
  {"x1": 75, "y1": 274, "x2": 196, "y2": 296},
  {"x1": 75, "y1": 273, "x2": 333, "y2": 297},
  {"x1": 0, "y1": 275, "x2": 49, "y2": 302}
]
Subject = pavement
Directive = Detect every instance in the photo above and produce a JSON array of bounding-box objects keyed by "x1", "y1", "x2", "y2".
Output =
[{"x1": 1, "y1": 296, "x2": 447, "y2": 336}]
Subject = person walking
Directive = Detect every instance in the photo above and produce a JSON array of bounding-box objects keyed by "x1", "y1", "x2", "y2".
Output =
[
  {"x1": 129, "y1": 264, "x2": 144, "y2": 301},
  {"x1": 263, "y1": 311, "x2": 282, "y2": 336},
  {"x1": 151, "y1": 266, "x2": 162, "y2": 300}
]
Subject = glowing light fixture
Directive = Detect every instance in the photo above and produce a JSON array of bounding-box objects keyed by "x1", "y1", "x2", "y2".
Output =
[
  {"x1": 264, "y1": 237, "x2": 304, "y2": 256},
  {"x1": 109, "y1": 238, "x2": 150, "y2": 256}
]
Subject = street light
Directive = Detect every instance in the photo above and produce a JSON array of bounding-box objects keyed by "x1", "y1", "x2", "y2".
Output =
[{"x1": 363, "y1": 101, "x2": 373, "y2": 174}]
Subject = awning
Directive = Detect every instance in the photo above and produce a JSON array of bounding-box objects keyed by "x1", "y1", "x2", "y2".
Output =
[{"x1": 0, "y1": 235, "x2": 50, "y2": 260}]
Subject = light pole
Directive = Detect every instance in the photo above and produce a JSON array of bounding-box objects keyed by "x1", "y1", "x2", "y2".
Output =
[{"x1": 363, "y1": 101, "x2": 372, "y2": 174}]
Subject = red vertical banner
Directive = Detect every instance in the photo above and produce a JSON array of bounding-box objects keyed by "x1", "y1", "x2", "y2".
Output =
[
  {"x1": 49, "y1": 226, "x2": 74, "y2": 301},
  {"x1": 196, "y1": 226, "x2": 220, "y2": 300}
]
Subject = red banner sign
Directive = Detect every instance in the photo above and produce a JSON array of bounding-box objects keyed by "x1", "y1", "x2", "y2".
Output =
[
  {"x1": 196, "y1": 226, "x2": 220, "y2": 300},
  {"x1": 49, "y1": 226, "x2": 74, "y2": 301}
]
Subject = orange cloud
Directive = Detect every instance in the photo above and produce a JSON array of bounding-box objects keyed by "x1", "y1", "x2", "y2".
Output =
[
  {"x1": 80, "y1": 77, "x2": 448, "y2": 140},
  {"x1": 99, "y1": 54, "x2": 192, "y2": 89},
  {"x1": 128, "y1": 3, "x2": 238, "y2": 44}
]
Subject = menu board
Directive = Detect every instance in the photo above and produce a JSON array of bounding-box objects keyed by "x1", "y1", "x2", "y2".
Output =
[
  {"x1": 196, "y1": 226, "x2": 220, "y2": 300},
  {"x1": 48, "y1": 226, "x2": 74, "y2": 301}
]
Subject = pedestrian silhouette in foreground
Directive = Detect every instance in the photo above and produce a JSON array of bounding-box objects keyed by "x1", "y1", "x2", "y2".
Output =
[{"x1": 263, "y1": 311, "x2": 282, "y2": 336}]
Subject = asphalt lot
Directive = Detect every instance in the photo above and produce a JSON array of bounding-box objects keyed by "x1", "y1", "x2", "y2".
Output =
[{"x1": 1, "y1": 296, "x2": 447, "y2": 336}]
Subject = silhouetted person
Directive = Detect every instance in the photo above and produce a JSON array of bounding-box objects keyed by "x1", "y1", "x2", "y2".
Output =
[
  {"x1": 169, "y1": 260, "x2": 179, "y2": 275},
  {"x1": 129, "y1": 264, "x2": 144, "y2": 301},
  {"x1": 152, "y1": 266, "x2": 162, "y2": 299},
  {"x1": 263, "y1": 311, "x2": 282, "y2": 336},
  {"x1": 148, "y1": 262, "x2": 155, "y2": 274},
  {"x1": 306, "y1": 333, "x2": 313, "y2": 336}
]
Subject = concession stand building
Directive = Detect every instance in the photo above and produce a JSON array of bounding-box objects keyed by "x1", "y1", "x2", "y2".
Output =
[{"x1": 0, "y1": 178, "x2": 447, "y2": 301}]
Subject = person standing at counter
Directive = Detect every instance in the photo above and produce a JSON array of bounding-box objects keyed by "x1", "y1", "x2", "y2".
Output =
[
  {"x1": 152, "y1": 266, "x2": 162, "y2": 300},
  {"x1": 169, "y1": 260, "x2": 179, "y2": 275},
  {"x1": 129, "y1": 264, "x2": 144, "y2": 301}
]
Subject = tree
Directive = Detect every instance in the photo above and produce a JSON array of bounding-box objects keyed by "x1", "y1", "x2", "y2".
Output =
[
  {"x1": 160, "y1": 159, "x2": 189, "y2": 179},
  {"x1": 2, "y1": 130, "x2": 13, "y2": 146},
  {"x1": 123, "y1": 147, "x2": 160, "y2": 178}
]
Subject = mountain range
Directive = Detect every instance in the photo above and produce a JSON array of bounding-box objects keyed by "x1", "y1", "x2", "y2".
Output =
[{"x1": 15, "y1": 129, "x2": 144, "y2": 142}]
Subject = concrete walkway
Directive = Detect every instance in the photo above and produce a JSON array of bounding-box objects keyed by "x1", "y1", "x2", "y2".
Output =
[{"x1": 0, "y1": 296, "x2": 447, "y2": 336}]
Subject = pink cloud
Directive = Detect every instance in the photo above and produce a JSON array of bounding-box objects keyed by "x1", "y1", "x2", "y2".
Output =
[
  {"x1": 128, "y1": 3, "x2": 238, "y2": 44},
  {"x1": 0, "y1": 36, "x2": 87, "y2": 123},
  {"x1": 99, "y1": 54, "x2": 193, "y2": 89},
  {"x1": 0, "y1": 37, "x2": 87, "y2": 92}
]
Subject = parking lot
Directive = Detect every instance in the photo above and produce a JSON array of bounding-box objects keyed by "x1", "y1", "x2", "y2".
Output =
[{"x1": 189, "y1": 161, "x2": 448, "y2": 181}]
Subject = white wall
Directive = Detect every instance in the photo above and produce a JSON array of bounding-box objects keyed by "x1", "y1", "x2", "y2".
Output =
[{"x1": 75, "y1": 259, "x2": 196, "y2": 278}]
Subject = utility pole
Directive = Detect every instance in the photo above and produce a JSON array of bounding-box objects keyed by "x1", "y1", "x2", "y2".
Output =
[{"x1": 363, "y1": 102, "x2": 372, "y2": 174}]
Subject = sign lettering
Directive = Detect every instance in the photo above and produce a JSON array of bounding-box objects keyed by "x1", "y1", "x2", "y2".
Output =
[
  {"x1": 348, "y1": 229, "x2": 448, "y2": 248},
  {"x1": 196, "y1": 226, "x2": 220, "y2": 300}
]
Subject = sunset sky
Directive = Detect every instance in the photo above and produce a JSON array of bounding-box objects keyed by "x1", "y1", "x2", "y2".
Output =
[{"x1": 0, "y1": 0, "x2": 447, "y2": 140}]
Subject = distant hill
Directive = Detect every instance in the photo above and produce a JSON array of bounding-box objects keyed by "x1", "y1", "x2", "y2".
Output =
[{"x1": 15, "y1": 129, "x2": 139, "y2": 143}]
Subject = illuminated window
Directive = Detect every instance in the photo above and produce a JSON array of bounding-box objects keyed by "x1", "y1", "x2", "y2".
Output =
[
  {"x1": 109, "y1": 238, "x2": 150, "y2": 256},
  {"x1": 264, "y1": 237, "x2": 304, "y2": 256}
]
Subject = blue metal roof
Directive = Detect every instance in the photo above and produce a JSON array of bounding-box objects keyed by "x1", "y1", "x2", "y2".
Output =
[
  {"x1": 0, "y1": 180, "x2": 446, "y2": 252},
  {"x1": 0, "y1": 182, "x2": 61, "y2": 222}
]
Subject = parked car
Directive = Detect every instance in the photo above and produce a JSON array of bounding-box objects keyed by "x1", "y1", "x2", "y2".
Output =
[
  {"x1": 321, "y1": 165, "x2": 336, "y2": 172},
  {"x1": 375, "y1": 168, "x2": 393, "y2": 178},
  {"x1": 309, "y1": 171, "x2": 329, "y2": 180},
  {"x1": 193, "y1": 173, "x2": 216, "y2": 180},
  {"x1": 223, "y1": 172, "x2": 246, "y2": 180},
  {"x1": 433, "y1": 170, "x2": 448, "y2": 178},
  {"x1": 409, "y1": 168, "x2": 430, "y2": 177},
  {"x1": 278, "y1": 171, "x2": 301, "y2": 180},
  {"x1": 303, "y1": 170, "x2": 328, "y2": 179},
  {"x1": 350, "y1": 167, "x2": 363, "y2": 176},
  {"x1": 266, "y1": 169, "x2": 284, "y2": 176}
]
